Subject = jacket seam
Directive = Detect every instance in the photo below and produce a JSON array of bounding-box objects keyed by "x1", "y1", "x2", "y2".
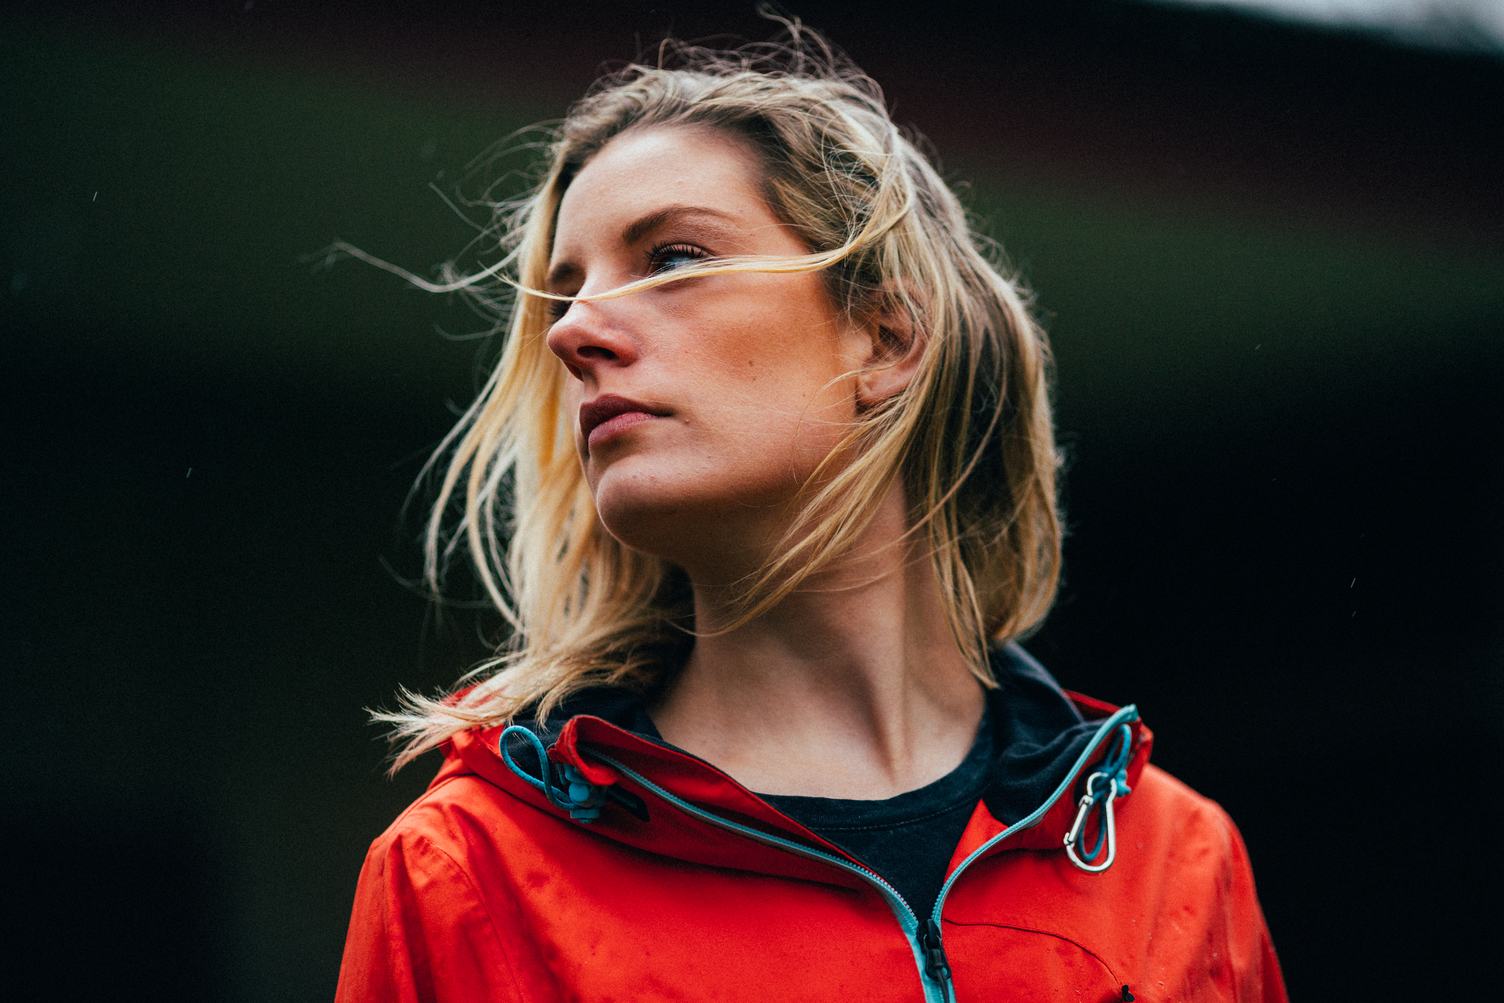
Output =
[
  {"x1": 940, "y1": 919, "x2": 1123, "y2": 985},
  {"x1": 409, "y1": 832, "x2": 532, "y2": 1003}
]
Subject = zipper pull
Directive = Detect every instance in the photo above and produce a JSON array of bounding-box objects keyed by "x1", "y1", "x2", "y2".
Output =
[{"x1": 920, "y1": 917, "x2": 952, "y2": 983}]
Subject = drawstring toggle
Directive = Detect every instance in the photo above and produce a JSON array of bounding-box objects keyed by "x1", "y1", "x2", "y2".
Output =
[
  {"x1": 559, "y1": 762, "x2": 607, "y2": 822},
  {"x1": 499, "y1": 725, "x2": 612, "y2": 824}
]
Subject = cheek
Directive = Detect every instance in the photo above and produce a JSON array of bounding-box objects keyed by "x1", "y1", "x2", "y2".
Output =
[
  {"x1": 692, "y1": 349, "x2": 850, "y2": 444},
  {"x1": 704, "y1": 303, "x2": 852, "y2": 403},
  {"x1": 706, "y1": 368, "x2": 858, "y2": 492}
]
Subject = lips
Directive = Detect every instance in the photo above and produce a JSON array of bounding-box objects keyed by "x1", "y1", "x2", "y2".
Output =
[{"x1": 579, "y1": 394, "x2": 669, "y2": 448}]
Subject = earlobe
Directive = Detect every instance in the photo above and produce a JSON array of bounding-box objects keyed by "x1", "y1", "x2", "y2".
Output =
[{"x1": 855, "y1": 292, "x2": 925, "y2": 408}]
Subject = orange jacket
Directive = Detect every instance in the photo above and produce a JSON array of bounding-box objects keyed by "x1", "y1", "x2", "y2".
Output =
[{"x1": 337, "y1": 658, "x2": 1286, "y2": 1002}]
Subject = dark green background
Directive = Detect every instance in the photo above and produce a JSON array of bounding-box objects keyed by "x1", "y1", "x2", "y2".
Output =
[{"x1": 6, "y1": 3, "x2": 1501, "y2": 998}]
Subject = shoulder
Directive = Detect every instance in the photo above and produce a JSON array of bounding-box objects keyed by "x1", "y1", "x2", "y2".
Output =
[
  {"x1": 1115, "y1": 767, "x2": 1286, "y2": 997},
  {"x1": 1127, "y1": 763, "x2": 1250, "y2": 857},
  {"x1": 347, "y1": 768, "x2": 542, "y2": 952},
  {"x1": 359, "y1": 749, "x2": 571, "y2": 905},
  {"x1": 362, "y1": 769, "x2": 522, "y2": 876},
  {"x1": 350, "y1": 775, "x2": 493, "y2": 924},
  {"x1": 1117, "y1": 762, "x2": 1269, "y2": 924},
  {"x1": 338, "y1": 774, "x2": 534, "y2": 1003},
  {"x1": 1131, "y1": 763, "x2": 1236, "y2": 826}
]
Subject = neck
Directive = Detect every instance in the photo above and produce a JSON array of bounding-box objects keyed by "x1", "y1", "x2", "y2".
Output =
[{"x1": 649, "y1": 483, "x2": 987, "y2": 799}]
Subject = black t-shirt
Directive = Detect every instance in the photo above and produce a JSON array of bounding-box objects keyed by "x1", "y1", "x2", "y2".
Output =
[
  {"x1": 631, "y1": 703, "x2": 996, "y2": 923},
  {"x1": 760, "y1": 705, "x2": 994, "y2": 923}
]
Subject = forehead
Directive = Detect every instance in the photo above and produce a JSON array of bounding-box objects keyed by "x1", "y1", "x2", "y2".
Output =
[{"x1": 552, "y1": 125, "x2": 769, "y2": 244}]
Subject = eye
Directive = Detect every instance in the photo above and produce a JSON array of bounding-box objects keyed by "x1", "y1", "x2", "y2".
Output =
[
  {"x1": 546, "y1": 295, "x2": 571, "y2": 321},
  {"x1": 648, "y1": 242, "x2": 708, "y2": 274}
]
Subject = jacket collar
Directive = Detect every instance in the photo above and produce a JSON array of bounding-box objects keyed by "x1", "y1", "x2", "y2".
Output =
[{"x1": 440, "y1": 644, "x2": 1152, "y2": 879}]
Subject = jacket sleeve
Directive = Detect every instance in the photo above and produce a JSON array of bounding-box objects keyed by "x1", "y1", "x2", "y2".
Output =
[
  {"x1": 334, "y1": 830, "x2": 526, "y2": 1003},
  {"x1": 1216, "y1": 806, "x2": 1289, "y2": 1003}
]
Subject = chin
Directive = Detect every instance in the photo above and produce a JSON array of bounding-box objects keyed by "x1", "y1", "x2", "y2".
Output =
[
  {"x1": 591, "y1": 468, "x2": 768, "y2": 565},
  {"x1": 591, "y1": 468, "x2": 701, "y2": 556},
  {"x1": 588, "y1": 449, "x2": 806, "y2": 565}
]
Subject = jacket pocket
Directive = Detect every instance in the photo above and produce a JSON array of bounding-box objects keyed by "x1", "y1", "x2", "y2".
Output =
[{"x1": 940, "y1": 921, "x2": 1128, "y2": 1002}]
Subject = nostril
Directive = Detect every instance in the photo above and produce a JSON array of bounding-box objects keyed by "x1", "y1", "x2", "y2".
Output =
[{"x1": 544, "y1": 302, "x2": 635, "y2": 375}]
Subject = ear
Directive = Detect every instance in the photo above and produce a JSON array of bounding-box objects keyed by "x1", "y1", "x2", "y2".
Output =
[{"x1": 853, "y1": 288, "x2": 925, "y2": 409}]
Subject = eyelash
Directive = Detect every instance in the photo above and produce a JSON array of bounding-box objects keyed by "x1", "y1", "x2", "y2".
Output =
[
  {"x1": 648, "y1": 242, "x2": 708, "y2": 274},
  {"x1": 546, "y1": 242, "x2": 710, "y2": 320}
]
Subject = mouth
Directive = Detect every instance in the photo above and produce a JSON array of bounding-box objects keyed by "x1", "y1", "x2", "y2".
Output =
[{"x1": 579, "y1": 394, "x2": 670, "y2": 452}]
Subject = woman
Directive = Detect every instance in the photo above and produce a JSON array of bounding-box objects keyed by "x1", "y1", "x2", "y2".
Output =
[{"x1": 336, "y1": 24, "x2": 1286, "y2": 1003}]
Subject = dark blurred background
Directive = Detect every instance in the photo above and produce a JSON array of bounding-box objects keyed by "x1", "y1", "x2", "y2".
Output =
[{"x1": 5, "y1": 1, "x2": 1501, "y2": 998}]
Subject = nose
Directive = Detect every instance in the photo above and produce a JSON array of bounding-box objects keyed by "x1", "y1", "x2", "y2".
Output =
[{"x1": 544, "y1": 295, "x2": 640, "y2": 382}]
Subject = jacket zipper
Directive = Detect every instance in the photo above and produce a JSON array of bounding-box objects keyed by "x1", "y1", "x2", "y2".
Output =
[
  {"x1": 921, "y1": 703, "x2": 1139, "y2": 997},
  {"x1": 592, "y1": 703, "x2": 1138, "y2": 1002}
]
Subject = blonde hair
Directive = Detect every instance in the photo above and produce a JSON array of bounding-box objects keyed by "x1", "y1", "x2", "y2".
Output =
[{"x1": 371, "y1": 22, "x2": 1062, "y2": 771}]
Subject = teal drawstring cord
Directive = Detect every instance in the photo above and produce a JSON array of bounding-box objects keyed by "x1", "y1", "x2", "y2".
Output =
[
  {"x1": 1064, "y1": 722, "x2": 1133, "y2": 872},
  {"x1": 499, "y1": 725, "x2": 608, "y2": 823}
]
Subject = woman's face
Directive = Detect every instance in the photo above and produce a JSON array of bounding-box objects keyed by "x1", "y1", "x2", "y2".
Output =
[{"x1": 545, "y1": 125, "x2": 871, "y2": 569}]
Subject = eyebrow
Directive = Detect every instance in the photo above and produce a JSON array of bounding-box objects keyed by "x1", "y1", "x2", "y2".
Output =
[{"x1": 545, "y1": 204, "x2": 740, "y2": 291}]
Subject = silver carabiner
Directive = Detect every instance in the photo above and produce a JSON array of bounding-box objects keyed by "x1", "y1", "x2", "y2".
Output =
[{"x1": 1064, "y1": 772, "x2": 1118, "y2": 873}]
